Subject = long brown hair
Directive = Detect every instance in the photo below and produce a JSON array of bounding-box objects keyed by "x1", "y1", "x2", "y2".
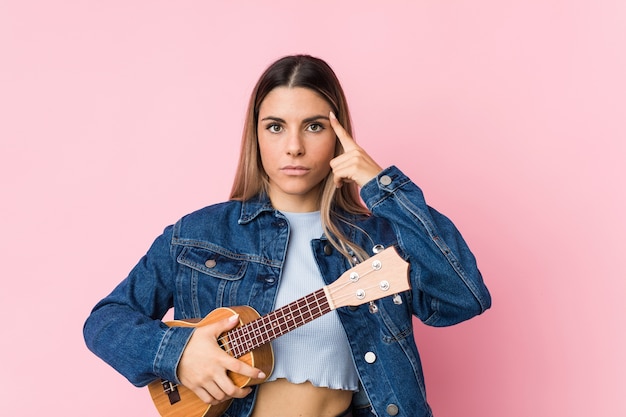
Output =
[{"x1": 230, "y1": 55, "x2": 370, "y2": 262}]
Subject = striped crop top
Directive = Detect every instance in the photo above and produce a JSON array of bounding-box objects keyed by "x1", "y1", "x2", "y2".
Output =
[{"x1": 266, "y1": 211, "x2": 359, "y2": 391}]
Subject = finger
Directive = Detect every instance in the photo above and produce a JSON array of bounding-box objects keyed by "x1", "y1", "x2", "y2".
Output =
[
  {"x1": 190, "y1": 363, "x2": 255, "y2": 405},
  {"x1": 329, "y1": 154, "x2": 350, "y2": 188},
  {"x1": 218, "y1": 313, "x2": 242, "y2": 333},
  {"x1": 211, "y1": 371, "x2": 254, "y2": 400},
  {"x1": 329, "y1": 111, "x2": 358, "y2": 152},
  {"x1": 225, "y1": 354, "x2": 267, "y2": 380},
  {"x1": 191, "y1": 383, "x2": 227, "y2": 406},
  {"x1": 203, "y1": 378, "x2": 231, "y2": 403},
  {"x1": 330, "y1": 148, "x2": 383, "y2": 188},
  {"x1": 190, "y1": 385, "x2": 213, "y2": 404},
  {"x1": 207, "y1": 313, "x2": 245, "y2": 345}
]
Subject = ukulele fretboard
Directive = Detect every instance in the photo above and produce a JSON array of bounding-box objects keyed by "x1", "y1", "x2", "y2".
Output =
[{"x1": 227, "y1": 288, "x2": 331, "y2": 358}]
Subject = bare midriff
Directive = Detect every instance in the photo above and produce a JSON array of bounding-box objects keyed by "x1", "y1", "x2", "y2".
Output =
[{"x1": 251, "y1": 379, "x2": 353, "y2": 417}]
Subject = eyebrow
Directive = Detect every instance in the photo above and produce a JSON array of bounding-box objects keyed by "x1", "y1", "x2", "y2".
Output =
[{"x1": 260, "y1": 115, "x2": 330, "y2": 124}]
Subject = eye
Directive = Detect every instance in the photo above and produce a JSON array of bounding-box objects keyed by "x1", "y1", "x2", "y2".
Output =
[
  {"x1": 307, "y1": 123, "x2": 324, "y2": 133},
  {"x1": 266, "y1": 124, "x2": 283, "y2": 133}
]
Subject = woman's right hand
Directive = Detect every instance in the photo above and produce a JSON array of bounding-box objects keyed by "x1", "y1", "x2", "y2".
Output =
[{"x1": 177, "y1": 314, "x2": 266, "y2": 405}]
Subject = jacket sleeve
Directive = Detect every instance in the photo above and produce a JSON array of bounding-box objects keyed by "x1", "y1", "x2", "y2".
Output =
[
  {"x1": 360, "y1": 165, "x2": 491, "y2": 326},
  {"x1": 83, "y1": 225, "x2": 194, "y2": 386}
]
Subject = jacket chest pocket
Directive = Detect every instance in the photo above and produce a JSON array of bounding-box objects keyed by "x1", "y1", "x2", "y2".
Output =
[
  {"x1": 176, "y1": 246, "x2": 249, "y2": 316},
  {"x1": 178, "y1": 246, "x2": 248, "y2": 279}
]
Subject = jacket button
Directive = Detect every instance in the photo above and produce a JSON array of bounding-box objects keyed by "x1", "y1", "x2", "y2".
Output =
[
  {"x1": 380, "y1": 175, "x2": 392, "y2": 186},
  {"x1": 386, "y1": 404, "x2": 399, "y2": 416},
  {"x1": 323, "y1": 244, "x2": 333, "y2": 255},
  {"x1": 204, "y1": 259, "x2": 216, "y2": 268},
  {"x1": 364, "y1": 351, "x2": 376, "y2": 363}
]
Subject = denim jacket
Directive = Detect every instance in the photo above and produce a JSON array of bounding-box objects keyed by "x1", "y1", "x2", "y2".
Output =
[{"x1": 84, "y1": 166, "x2": 491, "y2": 417}]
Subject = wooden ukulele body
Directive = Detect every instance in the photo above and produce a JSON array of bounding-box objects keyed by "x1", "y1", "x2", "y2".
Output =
[{"x1": 148, "y1": 306, "x2": 273, "y2": 417}]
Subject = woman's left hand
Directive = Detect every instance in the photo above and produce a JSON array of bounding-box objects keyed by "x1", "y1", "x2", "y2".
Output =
[{"x1": 329, "y1": 111, "x2": 383, "y2": 188}]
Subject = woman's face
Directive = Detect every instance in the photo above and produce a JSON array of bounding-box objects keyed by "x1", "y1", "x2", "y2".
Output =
[{"x1": 257, "y1": 86, "x2": 337, "y2": 212}]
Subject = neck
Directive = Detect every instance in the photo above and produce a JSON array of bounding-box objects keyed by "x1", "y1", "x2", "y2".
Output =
[{"x1": 267, "y1": 190, "x2": 322, "y2": 212}]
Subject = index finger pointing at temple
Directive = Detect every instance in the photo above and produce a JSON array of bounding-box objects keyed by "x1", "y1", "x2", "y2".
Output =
[{"x1": 329, "y1": 111, "x2": 357, "y2": 151}]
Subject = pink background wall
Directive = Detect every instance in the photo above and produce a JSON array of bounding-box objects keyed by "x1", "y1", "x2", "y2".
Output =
[{"x1": 2, "y1": 1, "x2": 624, "y2": 416}]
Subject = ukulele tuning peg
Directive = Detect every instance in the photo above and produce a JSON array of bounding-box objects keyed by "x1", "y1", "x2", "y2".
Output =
[
  {"x1": 393, "y1": 294, "x2": 403, "y2": 305},
  {"x1": 369, "y1": 301, "x2": 379, "y2": 314}
]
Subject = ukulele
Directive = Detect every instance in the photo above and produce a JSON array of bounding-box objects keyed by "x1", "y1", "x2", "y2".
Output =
[{"x1": 148, "y1": 246, "x2": 410, "y2": 417}]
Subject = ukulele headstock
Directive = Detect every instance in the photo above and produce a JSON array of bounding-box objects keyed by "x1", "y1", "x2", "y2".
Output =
[{"x1": 326, "y1": 247, "x2": 410, "y2": 309}]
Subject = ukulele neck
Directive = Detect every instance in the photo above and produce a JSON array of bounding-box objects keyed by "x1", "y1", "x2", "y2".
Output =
[{"x1": 227, "y1": 288, "x2": 331, "y2": 358}]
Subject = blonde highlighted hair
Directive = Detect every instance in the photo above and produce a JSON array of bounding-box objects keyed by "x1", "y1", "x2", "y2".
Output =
[{"x1": 230, "y1": 55, "x2": 370, "y2": 262}]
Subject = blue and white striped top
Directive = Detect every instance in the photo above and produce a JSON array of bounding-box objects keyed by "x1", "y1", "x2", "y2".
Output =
[{"x1": 266, "y1": 211, "x2": 359, "y2": 391}]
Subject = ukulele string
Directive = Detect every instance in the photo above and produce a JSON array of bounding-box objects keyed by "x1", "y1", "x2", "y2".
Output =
[
  {"x1": 215, "y1": 293, "x2": 330, "y2": 357},
  {"x1": 216, "y1": 317, "x2": 264, "y2": 357},
  {"x1": 216, "y1": 323, "x2": 245, "y2": 356}
]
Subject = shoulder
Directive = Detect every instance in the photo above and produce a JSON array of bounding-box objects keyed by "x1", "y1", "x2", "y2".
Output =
[
  {"x1": 172, "y1": 200, "x2": 243, "y2": 239},
  {"x1": 182, "y1": 200, "x2": 242, "y2": 221}
]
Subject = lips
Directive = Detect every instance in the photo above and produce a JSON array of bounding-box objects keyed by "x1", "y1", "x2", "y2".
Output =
[{"x1": 280, "y1": 165, "x2": 310, "y2": 176}]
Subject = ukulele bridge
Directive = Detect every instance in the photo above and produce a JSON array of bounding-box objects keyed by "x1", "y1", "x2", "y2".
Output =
[{"x1": 160, "y1": 379, "x2": 181, "y2": 405}]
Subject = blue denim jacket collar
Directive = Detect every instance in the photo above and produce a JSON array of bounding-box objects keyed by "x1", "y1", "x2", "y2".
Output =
[
  {"x1": 238, "y1": 194, "x2": 275, "y2": 224},
  {"x1": 237, "y1": 193, "x2": 360, "y2": 242}
]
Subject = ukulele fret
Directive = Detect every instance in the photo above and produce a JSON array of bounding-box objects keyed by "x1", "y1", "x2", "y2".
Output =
[{"x1": 228, "y1": 288, "x2": 330, "y2": 358}]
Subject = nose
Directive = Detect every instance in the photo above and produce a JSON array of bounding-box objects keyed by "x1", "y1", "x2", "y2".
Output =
[{"x1": 285, "y1": 131, "x2": 304, "y2": 156}]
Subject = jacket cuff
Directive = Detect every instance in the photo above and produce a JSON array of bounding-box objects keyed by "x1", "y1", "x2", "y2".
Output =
[
  {"x1": 360, "y1": 165, "x2": 416, "y2": 208},
  {"x1": 153, "y1": 325, "x2": 195, "y2": 384}
]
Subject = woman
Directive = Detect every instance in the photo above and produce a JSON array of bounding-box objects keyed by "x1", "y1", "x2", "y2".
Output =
[{"x1": 84, "y1": 55, "x2": 491, "y2": 417}]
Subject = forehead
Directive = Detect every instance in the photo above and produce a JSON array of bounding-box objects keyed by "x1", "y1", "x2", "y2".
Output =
[{"x1": 258, "y1": 87, "x2": 331, "y2": 118}]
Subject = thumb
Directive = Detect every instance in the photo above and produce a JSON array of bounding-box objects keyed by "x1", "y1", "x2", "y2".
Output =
[
  {"x1": 209, "y1": 313, "x2": 241, "y2": 337},
  {"x1": 223, "y1": 313, "x2": 241, "y2": 330}
]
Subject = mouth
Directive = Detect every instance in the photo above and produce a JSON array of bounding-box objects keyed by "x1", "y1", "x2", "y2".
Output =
[{"x1": 280, "y1": 165, "x2": 310, "y2": 176}]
